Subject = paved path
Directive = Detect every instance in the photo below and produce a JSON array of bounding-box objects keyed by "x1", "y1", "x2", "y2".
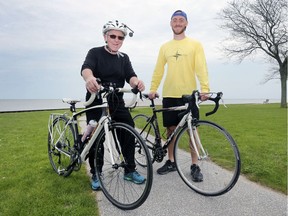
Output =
[
  {"x1": 91, "y1": 160, "x2": 287, "y2": 216},
  {"x1": 79, "y1": 115, "x2": 287, "y2": 216}
]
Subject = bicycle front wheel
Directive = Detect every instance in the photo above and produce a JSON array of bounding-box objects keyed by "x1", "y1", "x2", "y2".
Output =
[
  {"x1": 174, "y1": 120, "x2": 241, "y2": 196},
  {"x1": 48, "y1": 115, "x2": 75, "y2": 177},
  {"x1": 133, "y1": 114, "x2": 157, "y2": 166},
  {"x1": 94, "y1": 122, "x2": 153, "y2": 210}
]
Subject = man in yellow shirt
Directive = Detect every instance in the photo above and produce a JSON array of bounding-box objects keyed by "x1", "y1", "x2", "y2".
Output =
[{"x1": 149, "y1": 10, "x2": 210, "y2": 182}]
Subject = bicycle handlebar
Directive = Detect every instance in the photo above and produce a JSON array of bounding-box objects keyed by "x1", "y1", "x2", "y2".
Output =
[
  {"x1": 182, "y1": 90, "x2": 223, "y2": 117},
  {"x1": 83, "y1": 85, "x2": 140, "y2": 107},
  {"x1": 140, "y1": 91, "x2": 223, "y2": 117},
  {"x1": 142, "y1": 93, "x2": 159, "y2": 99},
  {"x1": 204, "y1": 92, "x2": 223, "y2": 116},
  {"x1": 83, "y1": 92, "x2": 97, "y2": 107}
]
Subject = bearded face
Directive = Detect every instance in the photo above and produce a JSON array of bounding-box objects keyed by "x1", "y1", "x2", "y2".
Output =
[
  {"x1": 172, "y1": 26, "x2": 187, "y2": 35},
  {"x1": 170, "y1": 16, "x2": 188, "y2": 35}
]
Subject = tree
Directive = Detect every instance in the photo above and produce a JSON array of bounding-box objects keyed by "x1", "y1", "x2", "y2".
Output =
[{"x1": 218, "y1": 0, "x2": 287, "y2": 108}]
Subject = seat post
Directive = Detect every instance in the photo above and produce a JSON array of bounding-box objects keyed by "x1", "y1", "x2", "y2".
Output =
[{"x1": 70, "y1": 103, "x2": 77, "y2": 113}]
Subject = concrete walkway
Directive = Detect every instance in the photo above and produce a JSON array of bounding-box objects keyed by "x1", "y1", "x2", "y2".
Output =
[
  {"x1": 79, "y1": 116, "x2": 287, "y2": 216},
  {"x1": 92, "y1": 160, "x2": 287, "y2": 216}
]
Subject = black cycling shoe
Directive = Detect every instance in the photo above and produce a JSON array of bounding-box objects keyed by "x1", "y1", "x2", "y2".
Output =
[
  {"x1": 157, "y1": 160, "x2": 176, "y2": 175},
  {"x1": 190, "y1": 164, "x2": 203, "y2": 182}
]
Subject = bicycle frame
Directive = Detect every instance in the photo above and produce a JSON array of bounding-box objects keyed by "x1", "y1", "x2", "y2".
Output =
[
  {"x1": 137, "y1": 91, "x2": 224, "y2": 162},
  {"x1": 49, "y1": 86, "x2": 139, "y2": 165},
  {"x1": 148, "y1": 104, "x2": 207, "y2": 161},
  {"x1": 48, "y1": 102, "x2": 118, "y2": 164},
  {"x1": 79, "y1": 108, "x2": 110, "y2": 162}
]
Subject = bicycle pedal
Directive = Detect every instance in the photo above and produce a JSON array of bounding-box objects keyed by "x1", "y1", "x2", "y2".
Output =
[{"x1": 155, "y1": 156, "x2": 164, "y2": 163}]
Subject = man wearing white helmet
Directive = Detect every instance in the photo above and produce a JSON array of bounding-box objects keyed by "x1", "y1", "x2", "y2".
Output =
[{"x1": 81, "y1": 20, "x2": 145, "y2": 190}]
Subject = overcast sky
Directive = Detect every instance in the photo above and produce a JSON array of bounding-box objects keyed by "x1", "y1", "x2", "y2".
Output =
[{"x1": 0, "y1": 0, "x2": 282, "y2": 100}]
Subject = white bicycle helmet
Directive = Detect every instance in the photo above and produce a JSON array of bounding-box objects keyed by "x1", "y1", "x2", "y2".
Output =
[{"x1": 102, "y1": 20, "x2": 127, "y2": 36}]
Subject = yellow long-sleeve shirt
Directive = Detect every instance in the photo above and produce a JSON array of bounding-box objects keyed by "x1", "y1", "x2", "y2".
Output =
[{"x1": 150, "y1": 37, "x2": 210, "y2": 98}]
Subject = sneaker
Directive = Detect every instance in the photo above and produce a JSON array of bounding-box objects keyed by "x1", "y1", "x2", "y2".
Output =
[
  {"x1": 91, "y1": 174, "x2": 101, "y2": 191},
  {"x1": 157, "y1": 160, "x2": 176, "y2": 175},
  {"x1": 190, "y1": 164, "x2": 203, "y2": 182},
  {"x1": 124, "y1": 171, "x2": 146, "y2": 184}
]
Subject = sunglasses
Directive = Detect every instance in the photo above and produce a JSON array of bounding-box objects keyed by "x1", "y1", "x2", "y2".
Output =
[{"x1": 108, "y1": 34, "x2": 125, "y2": 41}]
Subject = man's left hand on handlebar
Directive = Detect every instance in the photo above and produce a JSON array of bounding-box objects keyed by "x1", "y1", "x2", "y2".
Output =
[
  {"x1": 86, "y1": 77, "x2": 101, "y2": 93},
  {"x1": 136, "y1": 80, "x2": 145, "y2": 92},
  {"x1": 130, "y1": 77, "x2": 145, "y2": 92}
]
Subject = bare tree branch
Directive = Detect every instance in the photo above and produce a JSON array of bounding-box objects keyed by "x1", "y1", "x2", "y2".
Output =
[
  {"x1": 217, "y1": 0, "x2": 288, "y2": 107},
  {"x1": 218, "y1": 0, "x2": 287, "y2": 61}
]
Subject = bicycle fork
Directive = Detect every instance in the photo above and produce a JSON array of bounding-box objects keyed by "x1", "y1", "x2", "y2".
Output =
[
  {"x1": 104, "y1": 122, "x2": 118, "y2": 165},
  {"x1": 186, "y1": 114, "x2": 208, "y2": 160},
  {"x1": 104, "y1": 121, "x2": 127, "y2": 169}
]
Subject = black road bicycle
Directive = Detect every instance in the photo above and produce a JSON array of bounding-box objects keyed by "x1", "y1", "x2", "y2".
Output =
[{"x1": 133, "y1": 91, "x2": 241, "y2": 196}]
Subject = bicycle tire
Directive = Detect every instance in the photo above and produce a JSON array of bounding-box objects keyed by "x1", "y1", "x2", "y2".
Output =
[
  {"x1": 174, "y1": 120, "x2": 241, "y2": 196},
  {"x1": 48, "y1": 115, "x2": 75, "y2": 177},
  {"x1": 133, "y1": 114, "x2": 157, "y2": 165},
  {"x1": 94, "y1": 122, "x2": 153, "y2": 210}
]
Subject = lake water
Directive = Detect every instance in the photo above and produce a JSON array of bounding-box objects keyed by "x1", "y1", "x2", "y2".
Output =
[{"x1": 0, "y1": 98, "x2": 280, "y2": 112}]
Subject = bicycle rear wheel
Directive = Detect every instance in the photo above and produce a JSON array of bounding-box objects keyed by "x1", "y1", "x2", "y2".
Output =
[
  {"x1": 174, "y1": 120, "x2": 241, "y2": 196},
  {"x1": 133, "y1": 114, "x2": 156, "y2": 166},
  {"x1": 94, "y1": 122, "x2": 153, "y2": 210},
  {"x1": 48, "y1": 115, "x2": 75, "y2": 177}
]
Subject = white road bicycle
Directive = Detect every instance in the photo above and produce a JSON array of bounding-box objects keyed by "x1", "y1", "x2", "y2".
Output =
[{"x1": 48, "y1": 84, "x2": 153, "y2": 210}]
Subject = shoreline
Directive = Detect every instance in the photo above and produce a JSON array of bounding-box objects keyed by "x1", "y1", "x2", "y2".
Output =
[{"x1": 0, "y1": 98, "x2": 281, "y2": 113}]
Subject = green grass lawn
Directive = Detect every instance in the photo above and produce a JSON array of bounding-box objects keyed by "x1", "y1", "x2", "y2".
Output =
[
  {"x1": 0, "y1": 103, "x2": 286, "y2": 215},
  {"x1": 0, "y1": 110, "x2": 99, "y2": 216}
]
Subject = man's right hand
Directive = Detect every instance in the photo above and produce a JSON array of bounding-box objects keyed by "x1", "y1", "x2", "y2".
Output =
[{"x1": 148, "y1": 92, "x2": 159, "y2": 99}]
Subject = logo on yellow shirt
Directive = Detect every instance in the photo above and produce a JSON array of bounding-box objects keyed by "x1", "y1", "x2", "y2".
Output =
[{"x1": 173, "y1": 50, "x2": 182, "y2": 60}]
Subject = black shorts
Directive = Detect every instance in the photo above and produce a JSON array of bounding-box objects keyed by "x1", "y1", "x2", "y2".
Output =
[{"x1": 162, "y1": 98, "x2": 199, "y2": 127}]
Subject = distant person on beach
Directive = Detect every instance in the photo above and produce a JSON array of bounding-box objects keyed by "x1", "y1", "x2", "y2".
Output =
[
  {"x1": 148, "y1": 10, "x2": 210, "y2": 182},
  {"x1": 80, "y1": 20, "x2": 145, "y2": 190}
]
